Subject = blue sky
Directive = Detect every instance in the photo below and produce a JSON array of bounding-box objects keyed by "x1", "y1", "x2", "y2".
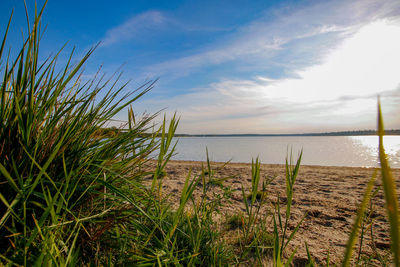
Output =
[{"x1": 1, "y1": 0, "x2": 400, "y2": 134}]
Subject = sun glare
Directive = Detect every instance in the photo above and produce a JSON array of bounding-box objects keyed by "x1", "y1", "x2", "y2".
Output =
[{"x1": 263, "y1": 19, "x2": 400, "y2": 109}]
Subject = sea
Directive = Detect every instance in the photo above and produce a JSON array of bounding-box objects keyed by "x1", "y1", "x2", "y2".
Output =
[{"x1": 170, "y1": 136, "x2": 400, "y2": 168}]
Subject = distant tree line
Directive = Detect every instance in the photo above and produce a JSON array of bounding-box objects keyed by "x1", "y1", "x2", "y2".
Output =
[
  {"x1": 173, "y1": 129, "x2": 400, "y2": 137},
  {"x1": 99, "y1": 128, "x2": 400, "y2": 137}
]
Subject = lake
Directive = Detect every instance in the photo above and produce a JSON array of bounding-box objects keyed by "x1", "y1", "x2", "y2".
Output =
[{"x1": 171, "y1": 136, "x2": 400, "y2": 168}]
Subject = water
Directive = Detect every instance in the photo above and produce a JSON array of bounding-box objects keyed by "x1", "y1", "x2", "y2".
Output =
[{"x1": 171, "y1": 136, "x2": 400, "y2": 168}]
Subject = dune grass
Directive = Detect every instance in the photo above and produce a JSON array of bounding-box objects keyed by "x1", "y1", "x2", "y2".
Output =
[
  {"x1": 1, "y1": 3, "x2": 400, "y2": 266},
  {"x1": 377, "y1": 100, "x2": 400, "y2": 266}
]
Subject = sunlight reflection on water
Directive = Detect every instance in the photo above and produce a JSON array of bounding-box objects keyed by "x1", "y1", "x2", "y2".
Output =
[{"x1": 171, "y1": 136, "x2": 400, "y2": 167}]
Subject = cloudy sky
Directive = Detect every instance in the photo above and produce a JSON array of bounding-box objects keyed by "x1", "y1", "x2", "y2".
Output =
[{"x1": 2, "y1": 0, "x2": 400, "y2": 134}]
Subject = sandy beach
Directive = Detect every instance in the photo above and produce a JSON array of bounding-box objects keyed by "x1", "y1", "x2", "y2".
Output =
[{"x1": 144, "y1": 160, "x2": 400, "y2": 265}]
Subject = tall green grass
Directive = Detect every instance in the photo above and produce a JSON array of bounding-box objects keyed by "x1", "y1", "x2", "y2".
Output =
[
  {"x1": 377, "y1": 100, "x2": 400, "y2": 266},
  {"x1": 0, "y1": 3, "x2": 235, "y2": 266},
  {"x1": 340, "y1": 101, "x2": 399, "y2": 267},
  {"x1": 0, "y1": 3, "x2": 180, "y2": 265},
  {"x1": 272, "y1": 151, "x2": 307, "y2": 267}
]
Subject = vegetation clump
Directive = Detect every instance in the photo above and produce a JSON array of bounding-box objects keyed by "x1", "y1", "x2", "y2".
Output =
[
  {"x1": 226, "y1": 213, "x2": 244, "y2": 230},
  {"x1": 246, "y1": 190, "x2": 267, "y2": 203}
]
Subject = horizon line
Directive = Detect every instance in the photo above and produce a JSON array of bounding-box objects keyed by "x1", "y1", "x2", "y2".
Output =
[{"x1": 174, "y1": 129, "x2": 400, "y2": 137}]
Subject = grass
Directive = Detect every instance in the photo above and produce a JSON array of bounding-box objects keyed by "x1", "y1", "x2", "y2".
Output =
[
  {"x1": 1, "y1": 2, "x2": 400, "y2": 266},
  {"x1": 377, "y1": 100, "x2": 400, "y2": 266},
  {"x1": 246, "y1": 190, "x2": 267, "y2": 203},
  {"x1": 226, "y1": 213, "x2": 244, "y2": 230}
]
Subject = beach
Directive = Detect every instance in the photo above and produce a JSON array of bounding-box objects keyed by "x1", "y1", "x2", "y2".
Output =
[{"x1": 145, "y1": 160, "x2": 400, "y2": 265}]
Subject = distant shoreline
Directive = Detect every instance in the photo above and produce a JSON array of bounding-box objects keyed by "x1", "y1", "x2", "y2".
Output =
[
  {"x1": 166, "y1": 159, "x2": 382, "y2": 168},
  {"x1": 175, "y1": 129, "x2": 400, "y2": 137}
]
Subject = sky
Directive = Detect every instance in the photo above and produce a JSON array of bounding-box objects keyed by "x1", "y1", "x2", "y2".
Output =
[{"x1": 1, "y1": 0, "x2": 400, "y2": 134}]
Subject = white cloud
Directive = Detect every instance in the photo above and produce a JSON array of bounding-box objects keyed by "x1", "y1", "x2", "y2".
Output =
[
  {"x1": 259, "y1": 19, "x2": 400, "y2": 102},
  {"x1": 116, "y1": 0, "x2": 400, "y2": 134},
  {"x1": 100, "y1": 10, "x2": 229, "y2": 48},
  {"x1": 137, "y1": 18, "x2": 400, "y2": 134},
  {"x1": 141, "y1": 0, "x2": 400, "y2": 79},
  {"x1": 101, "y1": 11, "x2": 166, "y2": 46}
]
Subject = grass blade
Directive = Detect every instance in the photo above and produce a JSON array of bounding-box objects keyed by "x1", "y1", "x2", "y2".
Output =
[
  {"x1": 342, "y1": 172, "x2": 376, "y2": 266},
  {"x1": 377, "y1": 99, "x2": 400, "y2": 266}
]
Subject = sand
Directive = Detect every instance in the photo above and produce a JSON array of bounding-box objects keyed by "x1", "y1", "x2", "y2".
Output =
[{"x1": 144, "y1": 160, "x2": 400, "y2": 265}]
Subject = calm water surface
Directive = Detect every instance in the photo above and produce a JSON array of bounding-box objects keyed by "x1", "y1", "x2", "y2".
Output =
[{"x1": 171, "y1": 136, "x2": 400, "y2": 168}]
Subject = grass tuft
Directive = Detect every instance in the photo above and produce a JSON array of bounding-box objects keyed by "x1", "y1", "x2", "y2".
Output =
[{"x1": 226, "y1": 213, "x2": 244, "y2": 230}]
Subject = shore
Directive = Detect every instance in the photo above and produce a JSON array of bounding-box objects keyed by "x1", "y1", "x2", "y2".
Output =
[{"x1": 145, "y1": 160, "x2": 400, "y2": 264}]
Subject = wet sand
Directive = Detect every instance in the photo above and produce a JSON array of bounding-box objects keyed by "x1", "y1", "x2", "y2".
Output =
[{"x1": 144, "y1": 160, "x2": 400, "y2": 265}]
